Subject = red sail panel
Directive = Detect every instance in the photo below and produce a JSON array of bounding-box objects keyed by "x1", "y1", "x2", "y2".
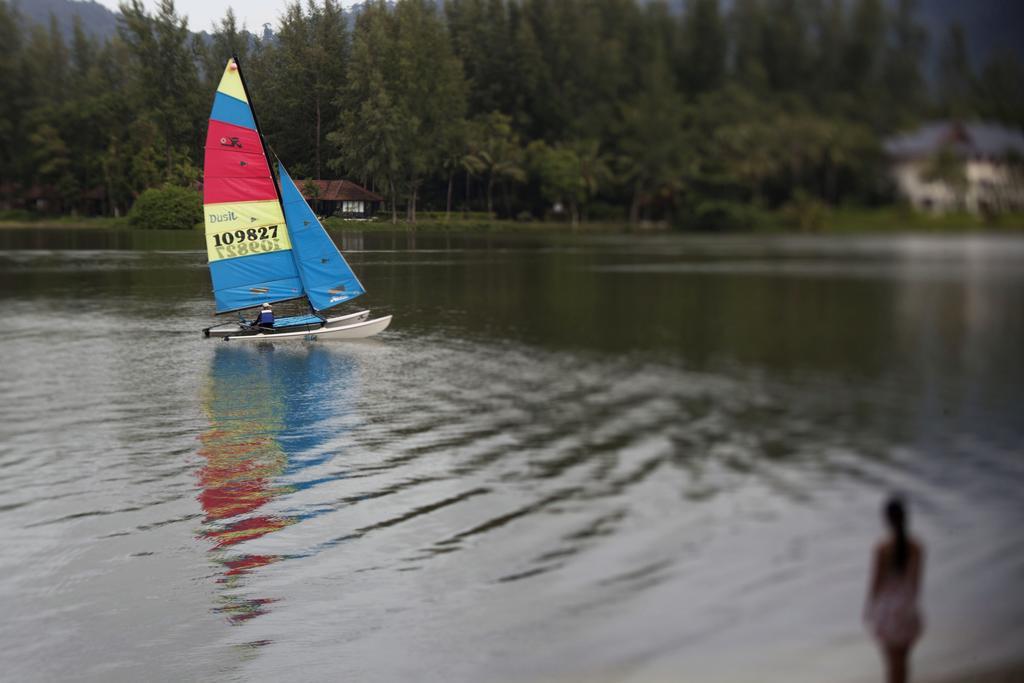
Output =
[
  {"x1": 205, "y1": 120, "x2": 265, "y2": 156},
  {"x1": 204, "y1": 119, "x2": 275, "y2": 201},
  {"x1": 204, "y1": 112, "x2": 277, "y2": 203},
  {"x1": 204, "y1": 147, "x2": 275, "y2": 181},
  {"x1": 204, "y1": 176, "x2": 279, "y2": 204}
]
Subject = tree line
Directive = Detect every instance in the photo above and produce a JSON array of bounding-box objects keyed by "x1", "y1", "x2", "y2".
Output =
[{"x1": 0, "y1": 0, "x2": 1021, "y2": 227}]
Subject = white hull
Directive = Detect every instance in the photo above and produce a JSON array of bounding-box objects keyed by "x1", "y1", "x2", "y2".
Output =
[
  {"x1": 205, "y1": 310, "x2": 371, "y2": 338},
  {"x1": 219, "y1": 314, "x2": 391, "y2": 342}
]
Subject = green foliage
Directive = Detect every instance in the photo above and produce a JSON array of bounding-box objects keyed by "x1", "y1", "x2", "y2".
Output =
[
  {"x1": 881, "y1": 0, "x2": 928, "y2": 129},
  {"x1": 781, "y1": 190, "x2": 830, "y2": 231},
  {"x1": 253, "y1": 1, "x2": 348, "y2": 179},
  {"x1": 974, "y1": 49, "x2": 1024, "y2": 129},
  {"x1": 680, "y1": 200, "x2": 758, "y2": 231},
  {"x1": 3, "y1": 0, "x2": 1022, "y2": 228},
  {"x1": 463, "y1": 112, "x2": 527, "y2": 216},
  {"x1": 939, "y1": 22, "x2": 972, "y2": 119},
  {"x1": 527, "y1": 139, "x2": 611, "y2": 224},
  {"x1": 196, "y1": 8, "x2": 249, "y2": 92},
  {"x1": 30, "y1": 123, "x2": 77, "y2": 205},
  {"x1": 303, "y1": 179, "x2": 321, "y2": 202},
  {"x1": 118, "y1": 0, "x2": 202, "y2": 174},
  {"x1": 128, "y1": 184, "x2": 201, "y2": 230},
  {"x1": 327, "y1": 0, "x2": 467, "y2": 222},
  {"x1": 0, "y1": 1, "x2": 23, "y2": 174},
  {"x1": 616, "y1": 51, "x2": 691, "y2": 225},
  {"x1": 678, "y1": 0, "x2": 726, "y2": 93},
  {"x1": 0, "y1": 209, "x2": 33, "y2": 221},
  {"x1": 528, "y1": 142, "x2": 579, "y2": 209}
]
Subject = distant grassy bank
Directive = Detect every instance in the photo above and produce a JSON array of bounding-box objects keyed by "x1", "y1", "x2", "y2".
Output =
[
  {"x1": 321, "y1": 215, "x2": 652, "y2": 233},
  {"x1": 3, "y1": 207, "x2": 1024, "y2": 234},
  {"x1": 813, "y1": 206, "x2": 1024, "y2": 233},
  {"x1": 0, "y1": 214, "x2": 131, "y2": 229},
  {"x1": 326, "y1": 206, "x2": 1024, "y2": 233}
]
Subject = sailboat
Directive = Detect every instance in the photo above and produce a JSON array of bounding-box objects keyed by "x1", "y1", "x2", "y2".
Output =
[{"x1": 200, "y1": 56, "x2": 391, "y2": 341}]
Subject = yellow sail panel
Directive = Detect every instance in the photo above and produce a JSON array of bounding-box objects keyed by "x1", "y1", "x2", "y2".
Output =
[
  {"x1": 205, "y1": 224, "x2": 293, "y2": 263},
  {"x1": 204, "y1": 200, "x2": 292, "y2": 263},
  {"x1": 216, "y1": 60, "x2": 248, "y2": 103},
  {"x1": 204, "y1": 199, "x2": 284, "y2": 231}
]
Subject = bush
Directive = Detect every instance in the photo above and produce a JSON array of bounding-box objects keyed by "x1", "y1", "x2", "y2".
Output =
[
  {"x1": 678, "y1": 200, "x2": 758, "y2": 231},
  {"x1": 129, "y1": 185, "x2": 202, "y2": 230},
  {"x1": 781, "y1": 190, "x2": 829, "y2": 232},
  {"x1": 0, "y1": 209, "x2": 34, "y2": 222},
  {"x1": 584, "y1": 200, "x2": 627, "y2": 222}
]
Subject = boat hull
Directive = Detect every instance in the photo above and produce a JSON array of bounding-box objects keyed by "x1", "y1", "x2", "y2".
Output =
[
  {"x1": 204, "y1": 310, "x2": 370, "y2": 338},
  {"x1": 215, "y1": 314, "x2": 391, "y2": 342}
]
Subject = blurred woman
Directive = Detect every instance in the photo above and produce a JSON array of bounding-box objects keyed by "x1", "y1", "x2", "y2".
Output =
[{"x1": 865, "y1": 496, "x2": 925, "y2": 683}]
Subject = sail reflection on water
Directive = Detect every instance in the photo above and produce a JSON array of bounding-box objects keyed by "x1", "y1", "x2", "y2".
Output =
[{"x1": 197, "y1": 345, "x2": 358, "y2": 624}]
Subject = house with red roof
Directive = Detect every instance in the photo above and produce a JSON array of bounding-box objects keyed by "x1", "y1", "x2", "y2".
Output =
[
  {"x1": 297, "y1": 179, "x2": 384, "y2": 219},
  {"x1": 885, "y1": 121, "x2": 1024, "y2": 214}
]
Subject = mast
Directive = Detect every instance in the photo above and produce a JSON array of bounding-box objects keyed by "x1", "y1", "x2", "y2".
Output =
[
  {"x1": 231, "y1": 53, "x2": 286, "y2": 213},
  {"x1": 229, "y1": 53, "x2": 313, "y2": 313}
]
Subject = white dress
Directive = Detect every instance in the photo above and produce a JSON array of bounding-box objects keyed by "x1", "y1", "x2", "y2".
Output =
[{"x1": 868, "y1": 571, "x2": 923, "y2": 648}]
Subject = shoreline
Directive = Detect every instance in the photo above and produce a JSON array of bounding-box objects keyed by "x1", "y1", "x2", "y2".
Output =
[{"x1": 2, "y1": 206, "x2": 1024, "y2": 235}]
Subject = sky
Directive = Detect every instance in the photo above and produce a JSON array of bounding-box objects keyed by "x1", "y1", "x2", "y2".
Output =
[{"x1": 90, "y1": 0, "x2": 336, "y2": 33}]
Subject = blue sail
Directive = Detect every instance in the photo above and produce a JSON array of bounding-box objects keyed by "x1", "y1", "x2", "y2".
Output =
[{"x1": 278, "y1": 164, "x2": 366, "y2": 311}]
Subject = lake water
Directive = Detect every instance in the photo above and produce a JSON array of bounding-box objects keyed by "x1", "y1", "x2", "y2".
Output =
[{"x1": 1, "y1": 229, "x2": 1022, "y2": 682}]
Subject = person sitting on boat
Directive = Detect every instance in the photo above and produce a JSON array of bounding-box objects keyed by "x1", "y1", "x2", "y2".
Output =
[{"x1": 252, "y1": 303, "x2": 274, "y2": 330}]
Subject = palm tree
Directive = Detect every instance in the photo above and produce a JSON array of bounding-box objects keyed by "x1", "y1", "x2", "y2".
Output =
[
  {"x1": 462, "y1": 112, "x2": 526, "y2": 217},
  {"x1": 573, "y1": 139, "x2": 613, "y2": 223}
]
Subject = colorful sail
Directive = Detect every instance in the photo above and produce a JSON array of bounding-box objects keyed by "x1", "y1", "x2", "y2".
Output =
[
  {"x1": 279, "y1": 164, "x2": 366, "y2": 311},
  {"x1": 203, "y1": 59, "x2": 303, "y2": 313}
]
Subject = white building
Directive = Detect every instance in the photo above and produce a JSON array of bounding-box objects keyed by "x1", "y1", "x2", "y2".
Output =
[{"x1": 885, "y1": 121, "x2": 1024, "y2": 214}]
